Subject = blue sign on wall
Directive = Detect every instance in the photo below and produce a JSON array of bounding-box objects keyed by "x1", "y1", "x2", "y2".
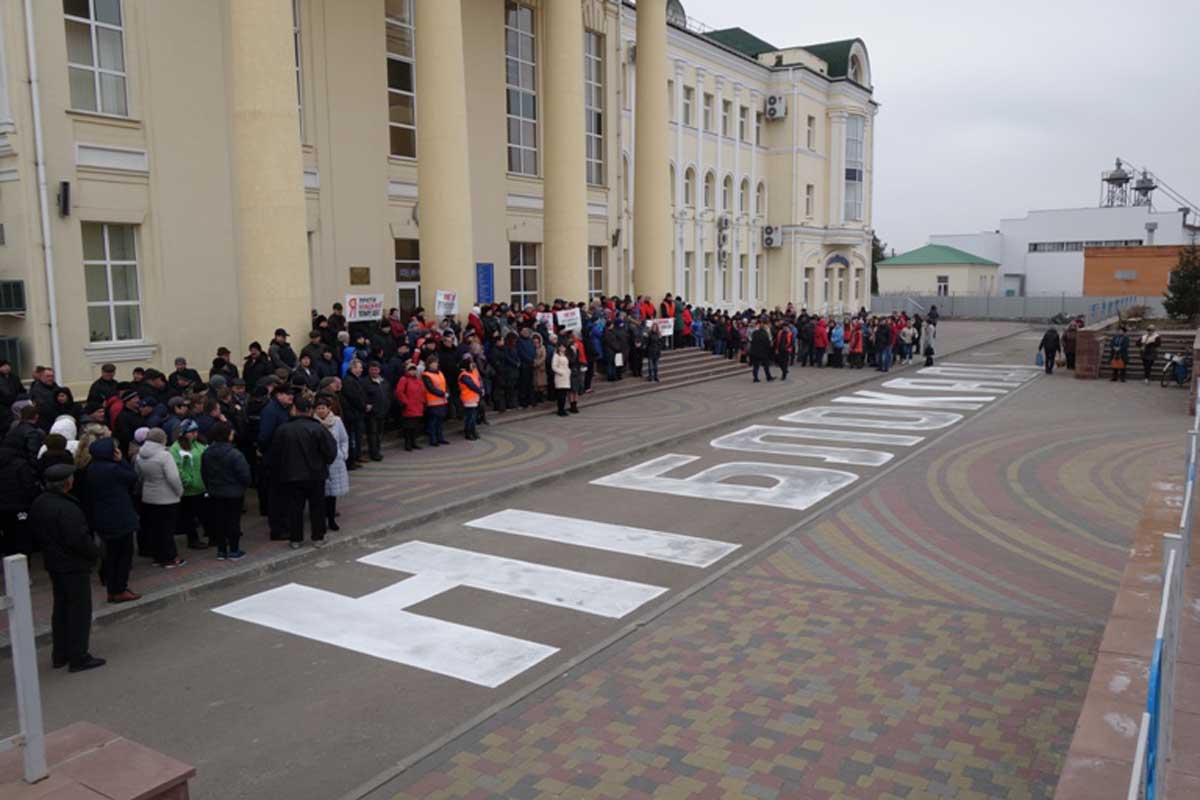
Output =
[{"x1": 475, "y1": 263, "x2": 494, "y2": 304}]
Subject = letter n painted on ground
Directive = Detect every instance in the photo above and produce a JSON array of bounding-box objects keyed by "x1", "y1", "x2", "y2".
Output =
[{"x1": 591, "y1": 454, "x2": 858, "y2": 511}]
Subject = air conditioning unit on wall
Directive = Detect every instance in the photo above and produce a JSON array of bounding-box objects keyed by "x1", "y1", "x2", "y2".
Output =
[
  {"x1": 764, "y1": 95, "x2": 787, "y2": 120},
  {"x1": 762, "y1": 225, "x2": 783, "y2": 248}
]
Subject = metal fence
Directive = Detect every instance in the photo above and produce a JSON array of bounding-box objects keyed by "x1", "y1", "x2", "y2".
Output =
[
  {"x1": 870, "y1": 294, "x2": 1165, "y2": 324},
  {"x1": 0, "y1": 555, "x2": 46, "y2": 783},
  {"x1": 1127, "y1": 406, "x2": 1195, "y2": 799}
]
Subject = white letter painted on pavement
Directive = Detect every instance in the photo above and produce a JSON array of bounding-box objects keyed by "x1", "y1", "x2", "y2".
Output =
[
  {"x1": 881, "y1": 378, "x2": 1017, "y2": 393},
  {"x1": 711, "y1": 425, "x2": 895, "y2": 467},
  {"x1": 214, "y1": 581, "x2": 558, "y2": 688},
  {"x1": 781, "y1": 405, "x2": 964, "y2": 430},
  {"x1": 919, "y1": 366, "x2": 1038, "y2": 383},
  {"x1": 592, "y1": 454, "x2": 858, "y2": 511},
  {"x1": 831, "y1": 391, "x2": 990, "y2": 412},
  {"x1": 766, "y1": 423, "x2": 924, "y2": 447},
  {"x1": 465, "y1": 509, "x2": 739, "y2": 568}
]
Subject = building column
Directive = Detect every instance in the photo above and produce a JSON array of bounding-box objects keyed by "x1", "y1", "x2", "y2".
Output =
[
  {"x1": 713, "y1": 76, "x2": 725, "y2": 302},
  {"x1": 749, "y1": 89, "x2": 760, "y2": 306},
  {"x1": 693, "y1": 67, "x2": 706, "y2": 305},
  {"x1": 673, "y1": 59, "x2": 686, "y2": 297},
  {"x1": 731, "y1": 82, "x2": 742, "y2": 305},
  {"x1": 828, "y1": 110, "x2": 848, "y2": 228},
  {"x1": 542, "y1": 0, "x2": 588, "y2": 302},
  {"x1": 633, "y1": 0, "x2": 671, "y2": 299},
  {"x1": 228, "y1": 0, "x2": 311, "y2": 345},
  {"x1": 414, "y1": 0, "x2": 475, "y2": 304}
]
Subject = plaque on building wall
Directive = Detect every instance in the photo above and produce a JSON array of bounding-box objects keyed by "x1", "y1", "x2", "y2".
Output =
[
  {"x1": 1114, "y1": 270, "x2": 1137, "y2": 281},
  {"x1": 349, "y1": 267, "x2": 372, "y2": 286}
]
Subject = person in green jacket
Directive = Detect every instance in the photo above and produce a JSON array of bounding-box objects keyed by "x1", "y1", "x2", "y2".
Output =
[
  {"x1": 673, "y1": 301, "x2": 685, "y2": 350},
  {"x1": 170, "y1": 419, "x2": 209, "y2": 549}
]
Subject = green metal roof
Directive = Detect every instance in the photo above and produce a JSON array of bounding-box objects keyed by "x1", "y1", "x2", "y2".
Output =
[
  {"x1": 702, "y1": 28, "x2": 777, "y2": 59},
  {"x1": 879, "y1": 244, "x2": 1000, "y2": 267},
  {"x1": 800, "y1": 39, "x2": 863, "y2": 79}
]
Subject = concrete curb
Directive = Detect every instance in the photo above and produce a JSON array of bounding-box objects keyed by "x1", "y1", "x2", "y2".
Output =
[{"x1": 2, "y1": 326, "x2": 1030, "y2": 650}]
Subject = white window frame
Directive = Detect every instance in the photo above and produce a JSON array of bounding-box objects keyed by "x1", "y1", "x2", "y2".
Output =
[
  {"x1": 722, "y1": 175, "x2": 733, "y2": 212},
  {"x1": 805, "y1": 183, "x2": 814, "y2": 218},
  {"x1": 936, "y1": 275, "x2": 949, "y2": 297},
  {"x1": 587, "y1": 245, "x2": 604, "y2": 300},
  {"x1": 84, "y1": 222, "x2": 142, "y2": 344},
  {"x1": 683, "y1": 251, "x2": 694, "y2": 300},
  {"x1": 682, "y1": 85, "x2": 694, "y2": 127},
  {"x1": 721, "y1": 99, "x2": 731, "y2": 137},
  {"x1": 703, "y1": 252, "x2": 713, "y2": 299},
  {"x1": 844, "y1": 115, "x2": 865, "y2": 222},
  {"x1": 703, "y1": 171, "x2": 715, "y2": 210},
  {"x1": 386, "y1": 0, "x2": 417, "y2": 159},
  {"x1": 702, "y1": 92, "x2": 713, "y2": 132},
  {"x1": 505, "y1": 2, "x2": 538, "y2": 176},
  {"x1": 667, "y1": 79, "x2": 675, "y2": 122},
  {"x1": 64, "y1": 0, "x2": 129, "y2": 117},
  {"x1": 755, "y1": 253, "x2": 763, "y2": 300},
  {"x1": 584, "y1": 31, "x2": 604, "y2": 185},
  {"x1": 684, "y1": 167, "x2": 696, "y2": 207},
  {"x1": 806, "y1": 114, "x2": 816, "y2": 150},
  {"x1": 510, "y1": 242, "x2": 540, "y2": 307},
  {"x1": 293, "y1": 0, "x2": 304, "y2": 140},
  {"x1": 755, "y1": 111, "x2": 763, "y2": 146},
  {"x1": 394, "y1": 237, "x2": 421, "y2": 284},
  {"x1": 738, "y1": 106, "x2": 748, "y2": 142}
]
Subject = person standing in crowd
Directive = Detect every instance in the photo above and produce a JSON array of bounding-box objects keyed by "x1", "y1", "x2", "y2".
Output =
[
  {"x1": 86, "y1": 363, "x2": 119, "y2": 405},
  {"x1": 457, "y1": 354, "x2": 484, "y2": 441},
  {"x1": 645, "y1": 322, "x2": 662, "y2": 383},
  {"x1": 84, "y1": 437, "x2": 141, "y2": 603},
  {"x1": 422, "y1": 355, "x2": 450, "y2": 446},
  {"x1": 30, "y1": 463, "x2": 104, "y2": 672},
  {"x1": 0, "y1": 360, "x2": 23, "y2": 432},
  {"x1": 339, "y1": 359, "x2": 367, "y2": 468},
  {"x1": 531, "y1": 333, "x2": 548, "y2": 404},
  {"x1": 394, "y1": 363, "x2": 426, "y2": 451},
  {"x1": 898, "y1": 322, "x2": 915, "y2": 366},
  {"x1": 552, "y1": 343, "x2": 572, "y2": 416},
  {"x1": 136, "y1": 428, "x2": 186, "y2": 568},
  {"x1": 494, "y1": 333, "x2": 519, "y2": 412},
  {"x1": 170, "y1": 419, "x2": 208, "y2": 549},
  {"x1": 313, "y1": 396, "x2": 349, "y2": 533},
  {"x1": 268, "y1": 328, "x2": 297, "y2": 371},
  {"x1": 267, "y1": 396, "x2": 337, "y2": 550},
  {"x1": 363, "y1": 361, "x2": 389, "y2": 461},
  {"x1": 243, "y1": 341, "x2": 272, "y2": 389},
  {"x1": 812, "y1": 318, "x2": 829, "y2": 367},
  {"x1": 257, "y1": 382, "x2": 293, "y2": 539},
  {"x1": 1139, "y1": 325, "x2": 1161, "y2": 384},
  {"x1": 1109, "y1": 326, "x2": 1130, "y2": 383},
  {"x1": 0, "y1": 423, "x2": 38, "y2": 557},
  {"x1": 749, "y1": 320, "x2": 775, "y2": 383},
  {"x1": 774, "y1": 321, "x2": 794, "y2": 381},
  {"x1": 1062, "y1": 320, "x2": 1079, "y2": 371},
  {"x1": 200, "y1": 421, "x2": 251, "y2": 560},
  {"x1": 875, "y1": 317, "x2": 894, "y2": 372},
  {"x1": 848, "y1": 320, "x2": 864, "y2": 368},
  {"x1": 1038, "y1": 326, "x2": 1060, "y2": 375}
]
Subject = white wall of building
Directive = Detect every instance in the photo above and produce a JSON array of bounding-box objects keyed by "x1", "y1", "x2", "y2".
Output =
[{"x1": 930, "y1": 206, "x2": 1191, "y2": 296}]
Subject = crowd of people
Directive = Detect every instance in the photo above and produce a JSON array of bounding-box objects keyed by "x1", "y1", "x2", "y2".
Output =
[{"x1": 0, "y1": 293, "x2": 943, "y2": 672}]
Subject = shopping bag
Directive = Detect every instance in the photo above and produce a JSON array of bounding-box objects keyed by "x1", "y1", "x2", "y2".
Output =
[
  {"x1": 614, "y1": 353, "x2": 624, "y2": 367},
  {"x1": 1035, "y1": 352, "x2": 1044, "y2": 367},
  {"x1": 1056, "y1": 354, "x2": 1066, "y2": 367},
  {"x1": 1112, "y1": 356, "x2": 1125, "y2": 370}
]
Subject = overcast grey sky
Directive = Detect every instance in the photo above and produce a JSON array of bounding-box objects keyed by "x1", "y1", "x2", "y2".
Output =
[{"x1": 681, "y1": 0, "x2": 1200, "y2": 254}]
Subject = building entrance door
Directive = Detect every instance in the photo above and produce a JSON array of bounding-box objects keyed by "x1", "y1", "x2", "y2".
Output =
[{"x1": 397, "y1": 283, "x2": 420, "y2": 323}]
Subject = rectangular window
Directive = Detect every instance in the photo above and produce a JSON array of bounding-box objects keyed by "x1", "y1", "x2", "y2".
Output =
[
  {"x1": 505, "y1": 2, "x2": 538, "y2": 175},
  {"x1": 721, "y1": 99, "x2": 731, "y2": 137},
  {"x1": 738, "y1": 106, "x2": 748, "y2": 142},
  {"x1": 738, "y1": 254, "x2": 747, "y2": 299},
  {"x1": 293, "y1": 0, "x2": 303, "y2": 139},
  {"x1": 64, "y1": 0, "x2": 128, "y2": 116},
  {"x1": 510, "y1": 242, "x2": 539, "y2": 307},
  {"x1": 703, "y1": 252, "x2": 713, "y2": 300},
  {"x1": 702, "y1": 93, "x2": 713, "y2": 131},
  {"x1": 936, "y1": 275, "x2": 949, "y2": 296},
  {"x1": 83, "y1": 222, "x2": 141, "y2": 343},
  {"x1": 667, "y1": 79, "x2": 675, "y2": 122},
  {"x1": 622, "y1": 61, "x2": 631, "y2": 111},
  {"x1": 587, "y1": 245, "x2": 604, "y2": 300},
  {"x1": 386, "y1": 0, "x2": 416, "y2": 158},
  {"x1": 805, "y1": 183, "x2": 814, "y2": 217},
  {"x1": 684, "y1": 251, "x2": 694, "y2": 300},
  {"x1": 755, "y1": 111, "x2": 763, "y2": 146},
  {"x1": 394, "y1": 238, "x2": 420, "y2": 283},
  {"x1": 755, "y1": 253, "x2": 763, "y2": 300},
  {"x1": 844, "y1": 115, "x2": 865, "y2": 222},
  {"x1": 682, "y1": 85, "x2": 694, "y2": 126},
  {"x1": 806, "y1": 114, "x2": 816, "y2": 149},
  {"x1": 584, "y1": 32, "x2": 604, "y2": 185}
]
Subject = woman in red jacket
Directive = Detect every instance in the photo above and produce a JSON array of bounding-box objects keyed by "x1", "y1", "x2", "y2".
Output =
[
  {"x1": 813, "y1": 319, "x2": 830, "y2": 367},
  {"x1": 848, "y1": 321, "x2": 864, "y2": 368},
  {"x1": 392, "y1": 363, "x2": 426, "y2": 451}
]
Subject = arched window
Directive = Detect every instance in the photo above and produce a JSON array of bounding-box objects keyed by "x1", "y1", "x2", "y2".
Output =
[
  {"x1": 849, "y1": 54, "x2": 864, "y2": 85},
  {"x1": 684, "y1": 167, "x2": 696, "y2": 207},
  {"x1": 703, "y1": 171, "x2": 715, "y2": 209},
  {"x1": 755, "y1": 181, "x2": 766, "y2": 215},
  {"x1": 669, "y1": 163, "x2": 676, "y2": 208},
  {"x1": 739, "y1": 178, "x2": 750, "y2": 214},
  {"x1": 722, "y1": 175, "x2": 733, "y2": 212}
]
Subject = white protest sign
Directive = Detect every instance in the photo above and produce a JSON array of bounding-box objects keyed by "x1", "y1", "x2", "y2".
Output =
[
  {"x1": 345, "y1": 294, "x2": 384, "y2": 322},
  {"x1": 556, "y1": 307, "x2": 582, "y2": 332},
  {"x1": 536, "y1": 312, "x2": 555, "y2": 328},
  {"x1": 655, "y1": 318, "x2": 674, "y2": 338},
  {"x1": 434, "y1": 290, "x2": 460, "y2": 318}
]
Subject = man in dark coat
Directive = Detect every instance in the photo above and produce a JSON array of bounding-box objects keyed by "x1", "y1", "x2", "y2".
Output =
[
  {"x1": 0, "y1": 359, "x2": 23, "y2": 433},
  {"x1": 749, "y1": 320, "x2": 775, "y2": 383},
  {"x1": 267, "y1": 397, "x2": 337, "y2": 549},
  {"x1": 1038, "y1": 327, "x2": 1061, "y2": 375},
  {"x1": 86, "y1": 363, "x2": 120, "y2": 405},
  {"x1": 0, "y1": 429, "x2": 38, "y2": 556},
  {"x1": 363, "y1": 361, "x2": 390, "y2": 462},
  {"x1": 256, "y1": 383, "x2": 293, "y2": 538},
  {"x1": 30, "y1": 463, "x2": 104, "y2": 672},
  {"x1": 243, "y1": 342, "x2": 273, "y2": 390},
  {"x1": 28, "y1": 366, "x2": 60, "y2": 431},
  {"x1": 4, "y1": 405, "x2": 44, "y2": 465},
  {"x1": 268, "y1": 328, "x2": 298, "y2": 371},
  {"x1": 84, "y1": 438, "x2": 141, "y2": 603},
  {"x1": 339, "y1": 360, "x2": 368, "y2": 467}
]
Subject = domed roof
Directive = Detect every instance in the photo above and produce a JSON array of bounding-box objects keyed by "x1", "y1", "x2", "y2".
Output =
[{"x1": 667, "y1": 0, "x2": 687, "y2": 26}]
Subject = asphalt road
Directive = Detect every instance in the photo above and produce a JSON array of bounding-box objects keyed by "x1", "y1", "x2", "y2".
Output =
[{"x1": 0, "y1": 329, "x2": 1185, "y2": 799}]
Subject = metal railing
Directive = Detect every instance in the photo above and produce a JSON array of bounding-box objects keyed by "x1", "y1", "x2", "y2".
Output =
[
  {"x1": 869, "y1": 294, "x2": 1161, "y2": 323},
  {"x1": 1126, "y1": 407, "x2": 1196, "y2": 799},
  {"x1": 0, "y1": 555, "x2": 47, "y2": 783}
]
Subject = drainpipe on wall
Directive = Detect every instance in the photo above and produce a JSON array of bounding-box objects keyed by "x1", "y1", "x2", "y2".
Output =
[{"x1": 21, "y1": 0, "x2": 62, "y2": 378}]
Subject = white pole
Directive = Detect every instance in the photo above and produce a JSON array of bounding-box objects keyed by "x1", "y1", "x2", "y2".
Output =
[
  {"x1": 21, "y1": 0, "x2": 63, "y2": 378},
  {"x1": 4, "y1": 556, "x2": 47, "y2": 783}
]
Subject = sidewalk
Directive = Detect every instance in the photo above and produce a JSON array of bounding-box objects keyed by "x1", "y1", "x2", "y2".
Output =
[{"x1": 0, "y1": 321, "x2": 1029, "y2": 644}]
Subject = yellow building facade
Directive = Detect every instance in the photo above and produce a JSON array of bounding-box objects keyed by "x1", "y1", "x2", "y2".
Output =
[{"x1": 0, "y1": 0, "x2": 876, "y2": 391}]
